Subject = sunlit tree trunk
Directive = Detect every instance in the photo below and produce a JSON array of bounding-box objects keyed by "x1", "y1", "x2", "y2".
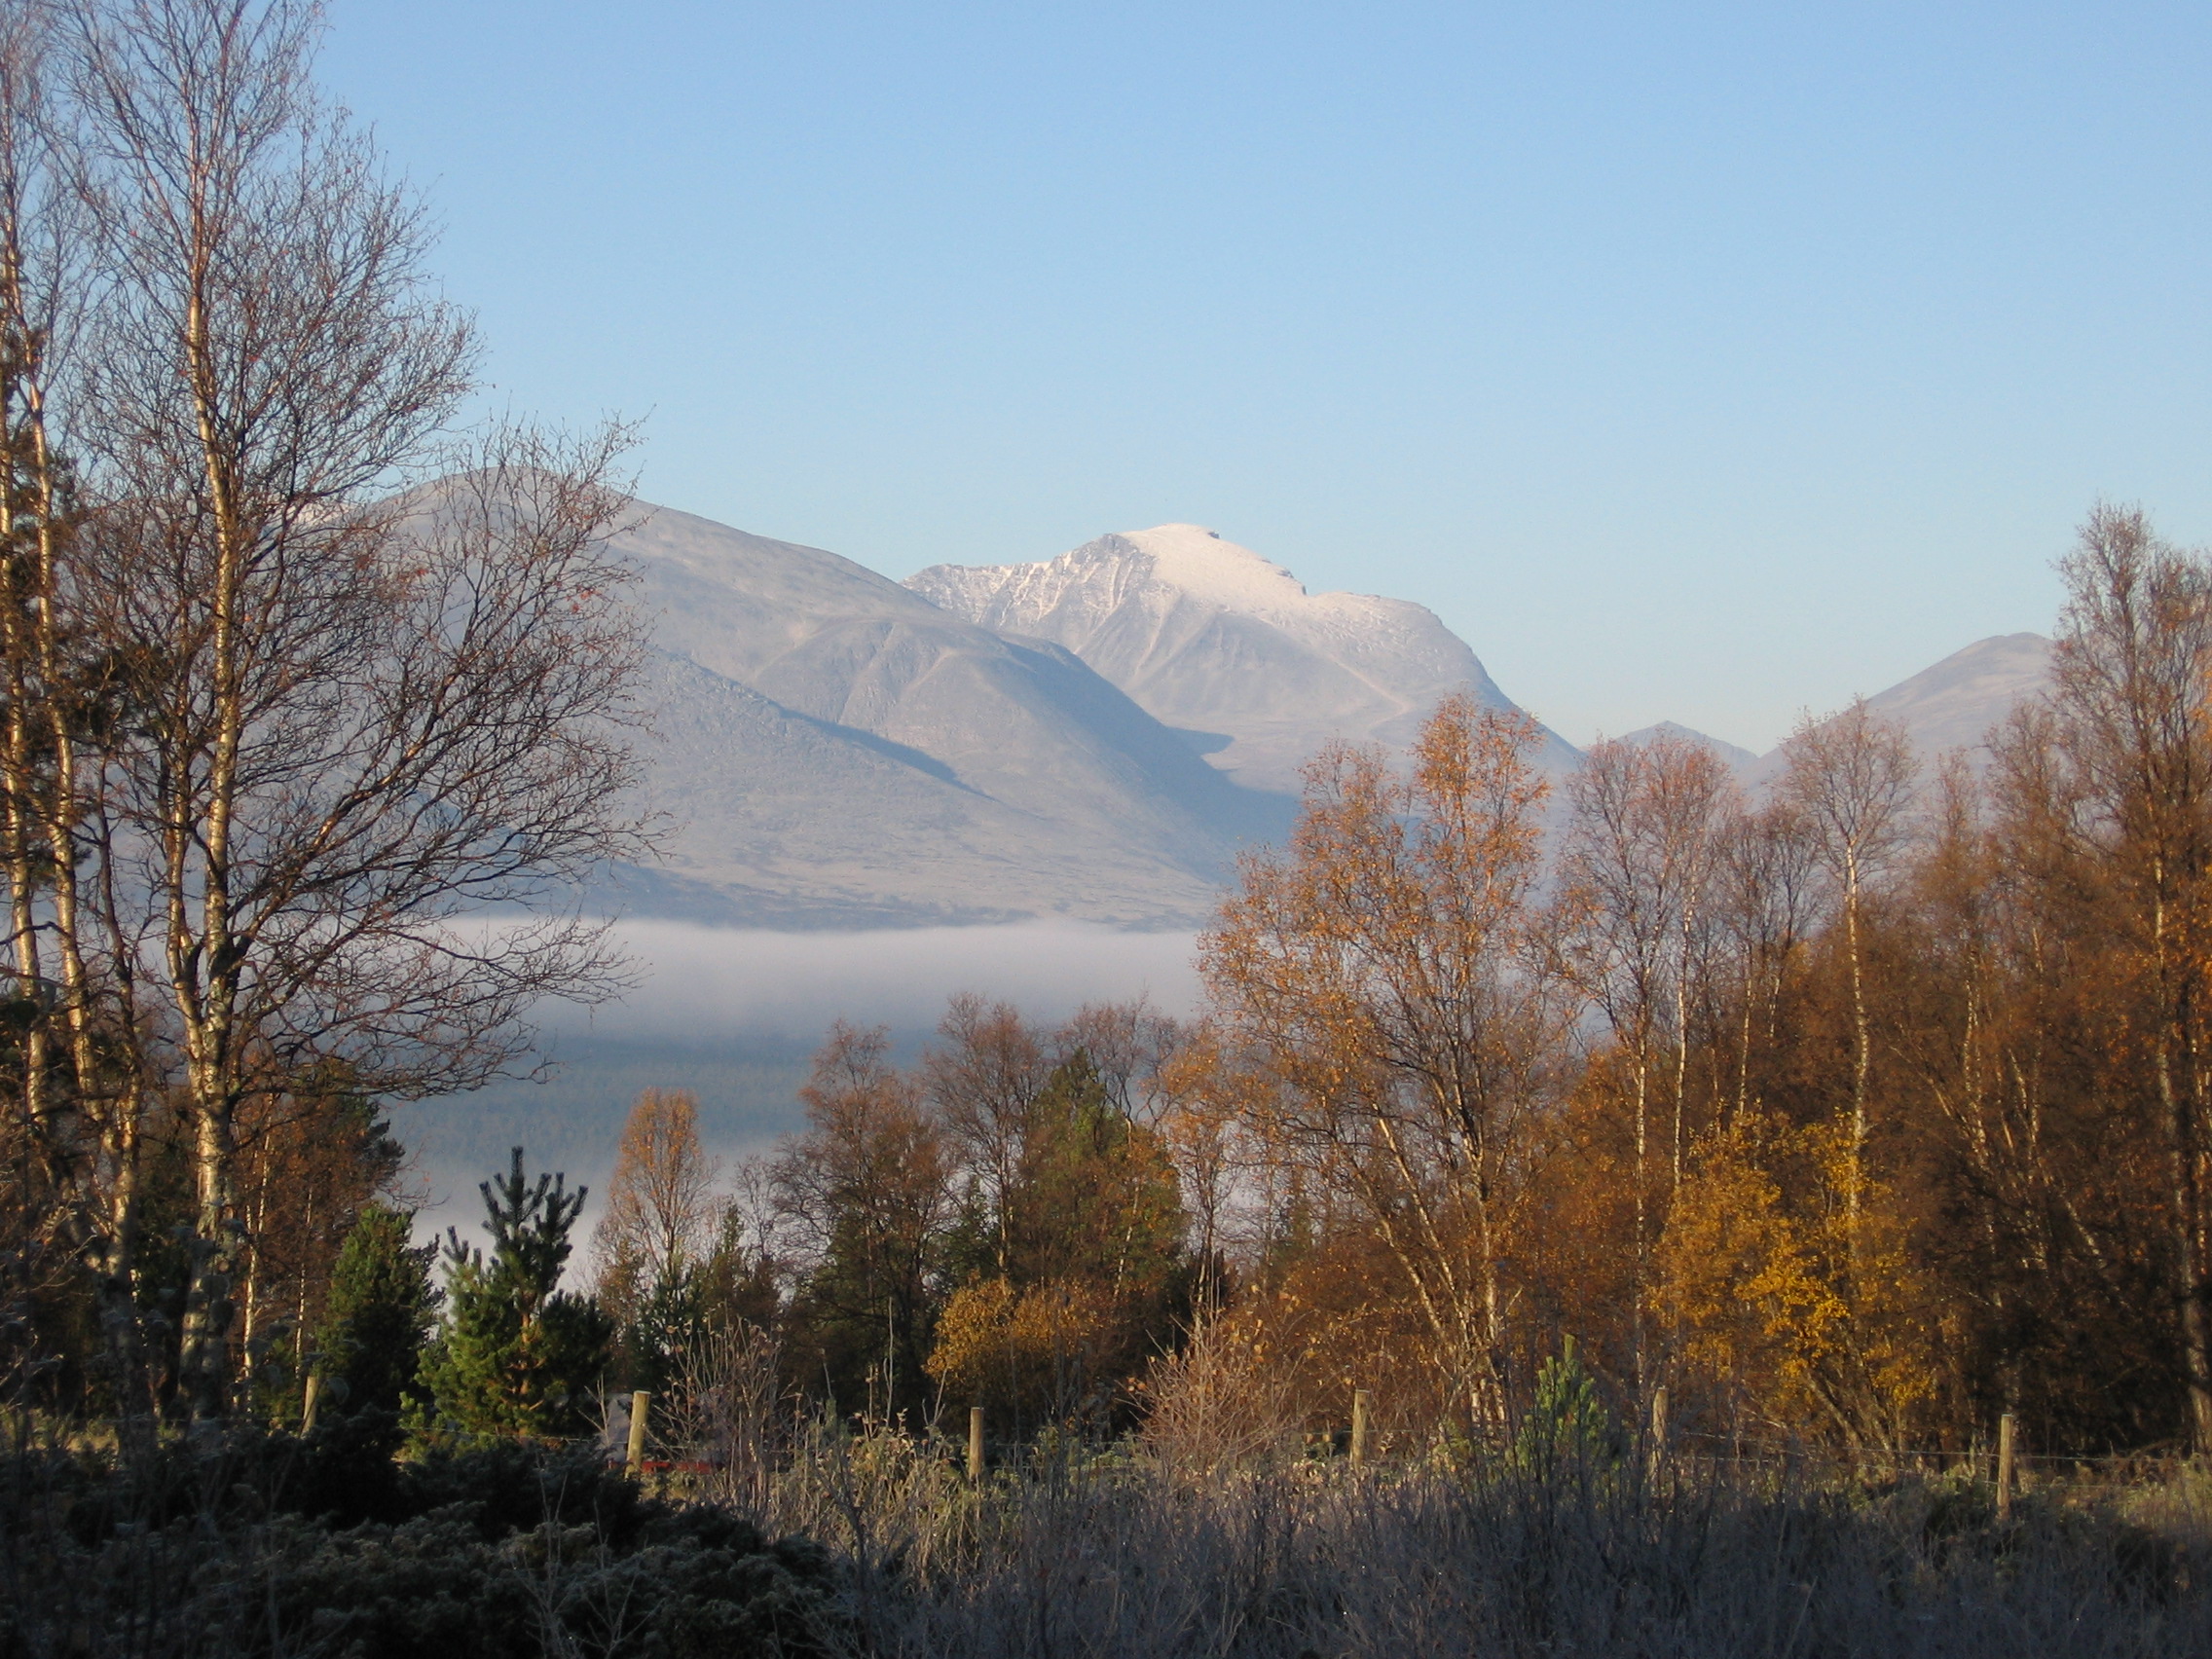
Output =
[
  {"x1": 62, "y1": 0, "x2": 649, "y2": 1417},
  {"x1": 1781, "y1": 699, "x2": 1917, "y2": 1230},
  {"x1": 1560, "y1": 733, "x2": 1732, "y2": 1388}
]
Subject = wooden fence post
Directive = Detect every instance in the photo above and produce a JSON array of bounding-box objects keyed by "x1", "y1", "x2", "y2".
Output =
[
  {"x1": 968, "y1": 1406, "x2": 985, "y2": 1482},
  {"x1": 1996, "y1": 1412, "x2": 2017, "y2": 1520},
  {"x1": 626, "y1": 1390, "x2": 651, "y2": 1471},
  {"x1": 301, "y1": 1374, "x2": 322, "y2": 1435},
  {"x1": 1349, "y1": 1388, "x2": 1371, "y2": 1467}
]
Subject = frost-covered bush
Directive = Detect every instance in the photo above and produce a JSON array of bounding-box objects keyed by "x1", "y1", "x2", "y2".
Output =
[
  {"x1": 0, "y1": 1426, "x2": 838, "y2": 1659},
  {"x1": 237, "y1": 1509, "x2": 833, "y2": 1659}
]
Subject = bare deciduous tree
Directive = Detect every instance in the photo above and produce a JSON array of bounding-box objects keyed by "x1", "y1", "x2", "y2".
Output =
[
  {"x1": 0, "y1": 0, "x2": 653, "y2": 1416},
  {"x1": 1712, "y1": 797, "x2": 1824, "y2": 1126},
  {"x1": 1056, "y1": 997, "x2": 1182, "y2": 1124},
  {"x1": 1560, "y1": 732, "x2": 1734, "y2": 1383},
  {"x1": 1781, "y1": 697, "x2": 1917, "y2": 1214},
  {"x1": 923, "y1": 994, "x2": 1050, "y2": 1279}
]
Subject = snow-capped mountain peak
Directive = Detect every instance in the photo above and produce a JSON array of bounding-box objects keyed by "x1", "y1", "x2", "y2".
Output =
[
  {"x1": 1098, "y1": 525, "x2": 1311, "y2": 612},
  {"x1": 908, "y1": 526, "x2": 1568, "y2": 793},
  {"x1": 915, "y1": 526, "x2": 1314, "y2": 635}
]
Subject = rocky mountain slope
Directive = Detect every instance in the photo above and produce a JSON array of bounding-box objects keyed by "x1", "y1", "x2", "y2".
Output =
[{"x1": 906, "y1": 524, "x2": 1574, "y2": 793}]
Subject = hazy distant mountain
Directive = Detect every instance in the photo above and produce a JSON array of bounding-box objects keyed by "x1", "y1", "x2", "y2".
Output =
[
  {"x1": 1613, "y1": 720, "x2": 1761, "y2": 774},
  {"x1": 1741, "y1": 632, "x2": 2052, "y2": 788},
  {"x1": 1858, "y1": 632, "x2": 2050, "y2": 756},
  {"x1": 606, "y1": 504, "x2": 1292, "y2": 928},
  {"x1": 907, "y1": 524, "x2": 1574, "y2": 793}
]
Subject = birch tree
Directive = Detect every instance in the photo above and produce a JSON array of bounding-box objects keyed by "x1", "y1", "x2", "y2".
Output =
[
  {"x1": 591, "y1": 1088, "x2": 722, "y2": 1325},
  {"x1": 1780, "y1": 698, "x2": 1916, "y2": 1216},
  {"x1": 1200, "y1": 695, "x2": 1569, "y2": 1429},
  {"x1": 2039, "y1": 504, "x2": 2212, "y2": 1451},
  {"x1": 1712, "y1": 797, "x2": 1824, "y2": 1125},
  {"x1": 923, "y1": 994, "x2": 1051, "y2": 1279},
  {"x1": 0, "y1": 0, "x2": 166, "y2": 1405},
  {"x1": 1560, "y1": 732, "x2": 1733, "y2": 1382},
  {"x1": 0, "y1": 0, "x2": 652, "y2": 1417}
]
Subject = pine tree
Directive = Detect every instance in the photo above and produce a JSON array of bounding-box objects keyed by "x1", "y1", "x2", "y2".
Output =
[
  {"x1": 1007, "y1": 1051, "x2": 1186, "y2": 1301},
  {"x1": 313, "y1": 1203, "x2": 439, "y2": 1416},
  {"x1": 418, "y1": 1148, "x2": 613, "y2": 1437},
  {"x1": 627, "y1": 1260, "x2": 707, "y2": 1397},
  {"x1": 1510, "y1": 1337, "x2": 1619, "y2": 1478}
]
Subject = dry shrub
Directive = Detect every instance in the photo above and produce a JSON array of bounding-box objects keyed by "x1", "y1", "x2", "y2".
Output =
[
  {"x1": 1140, "y1": 1310, "x2": 1300, "y2": 1478},
  {"x1": 762, "y1": 1417, "x2": 979, "y2": 1590},
  {"x1": 661, "y1": 1318, "x2": 784, "y2": 1514}
]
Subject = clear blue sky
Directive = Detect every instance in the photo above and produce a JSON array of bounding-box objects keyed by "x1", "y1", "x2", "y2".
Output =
[{"x1": 323, "y1": 1, "x2": 2212, "y2": 753}]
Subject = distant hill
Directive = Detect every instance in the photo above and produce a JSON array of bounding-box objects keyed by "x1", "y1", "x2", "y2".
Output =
[
  {"x1": 1736, "y1": 632, "x2": 2051, "y2": 788},
  {"x1": 1613, "y1": 720, "x2": 1762, "y2": 775},
  {"x1": 907, "y1": 524, "x2": 1576, "y2": 793},
  {"x1": 1855, "y1": 631, "x2": 2051, "y2": 757}
]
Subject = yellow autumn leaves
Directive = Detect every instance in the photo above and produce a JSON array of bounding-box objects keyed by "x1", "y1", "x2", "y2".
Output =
[{"x1": 1659, "y1": 1115, "x2": 1936, "y2": 1447}]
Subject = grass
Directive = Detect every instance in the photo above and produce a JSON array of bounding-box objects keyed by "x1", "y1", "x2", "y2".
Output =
[
  {"x1": 3, "y1": 1409, "x2": 2208, "y2": 1656},
  {"x1": 743, "y1": 1426, "x2": 2212, "y2": 1658}
]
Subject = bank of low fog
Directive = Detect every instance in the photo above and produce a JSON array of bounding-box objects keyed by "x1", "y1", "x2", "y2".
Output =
[{"x1": 397, "y1": 919, "x2": 1201, "y2": 1236}]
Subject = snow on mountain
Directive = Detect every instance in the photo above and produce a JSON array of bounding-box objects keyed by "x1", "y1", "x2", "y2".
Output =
[
  {"x1": 585, "y1": 497, "x2": 2051, "y2": 928},
  {"x1": 906, "y1": 525, "x2": 1573, "y2": 794},
  {"x1": 607, "y1": 503, "x2": 1292, "y2": 929}
]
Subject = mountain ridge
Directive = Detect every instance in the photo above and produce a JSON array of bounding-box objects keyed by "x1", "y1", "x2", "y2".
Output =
[
  {"x1": 608, "y1": 504, "x2": 1293, "y2": 929},
  {"x1": 907, "y1": 524, "x2": 1576, "y2": 793},
  {"x1": 590, "y1": 496, "x2": 2059, "y2": 931}
]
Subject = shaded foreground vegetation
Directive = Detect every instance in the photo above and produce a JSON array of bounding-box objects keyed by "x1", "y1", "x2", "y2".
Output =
[
  {"x1": 3, "y1": 1401, "x2": 2210, "y2": 1658},
  {"x1": 0, "y1": 1418, "x2": 836, "y2": 1658}
]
